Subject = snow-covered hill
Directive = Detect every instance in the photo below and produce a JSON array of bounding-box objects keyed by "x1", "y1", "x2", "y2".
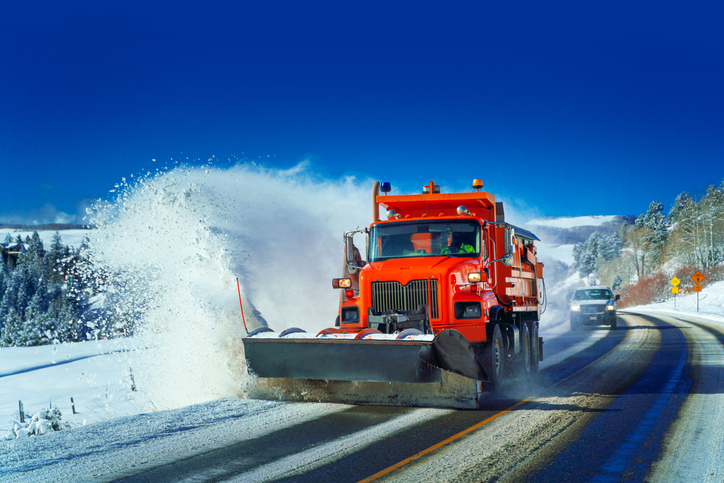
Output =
[{"x1": 0, "y1": 227, "x2": 91, "y2": 248}]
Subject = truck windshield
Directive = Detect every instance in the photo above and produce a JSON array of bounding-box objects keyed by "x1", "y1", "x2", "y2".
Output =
[
  {"x1": 369, "y1": 220, "x2": 481, "y2": 262},
  {"x1": 573, "y1": 289, "x2": 613, "y2": 300}
]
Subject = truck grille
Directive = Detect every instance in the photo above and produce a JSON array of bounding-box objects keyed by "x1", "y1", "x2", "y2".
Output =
[{"x1": 371, "y1": 279, "x2": 439, "y2": 319}]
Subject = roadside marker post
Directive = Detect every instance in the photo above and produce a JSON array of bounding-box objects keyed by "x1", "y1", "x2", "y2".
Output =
[{"x1": 691, "y1": 271, "x2": 705, "y2": 312}]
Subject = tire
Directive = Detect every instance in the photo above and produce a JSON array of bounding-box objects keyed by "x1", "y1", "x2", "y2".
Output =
[
  {"x1": 530, "y1": 322, "x2": 540, "y2": 373},
  {"x1": 482, "y1": 325, "x2": 505, "y2": 391},
  {"x1": 516, "y1": 323, "x2": 532, "y2": 377},
  {"x1": 570, "y1": 314, "x2": 581, "y2": 331},
  {"x1": 610, "y1": 317, "x2": 617, "y2": 330}
]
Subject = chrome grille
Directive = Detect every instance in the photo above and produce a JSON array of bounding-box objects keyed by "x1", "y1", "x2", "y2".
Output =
[
  {"x1": 371, "y1": 279, "x2": 439, "y2": 319},
  {"x1": 581, "y1": 305, "x2": 604, "y2": 314}
]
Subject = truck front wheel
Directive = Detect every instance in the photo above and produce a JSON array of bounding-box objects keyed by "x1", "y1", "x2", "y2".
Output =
[{"x1": 482, "y1": 325, "x2": 505, "y2": 391}]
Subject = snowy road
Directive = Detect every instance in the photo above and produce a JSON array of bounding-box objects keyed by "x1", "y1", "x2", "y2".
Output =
[{"x1": 4, "y1": 311, "x2": 724, "y2": 482}]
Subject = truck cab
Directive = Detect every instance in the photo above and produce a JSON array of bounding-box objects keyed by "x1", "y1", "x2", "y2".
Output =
[{"x1": 336, "y1": 180, "x2": 544, "y2": 347}]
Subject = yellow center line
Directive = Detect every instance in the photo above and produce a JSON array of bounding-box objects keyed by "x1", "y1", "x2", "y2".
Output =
[
  {"x1": 359, "y1": 318, "x2": 635, "y2": 482},
  {"x1": 358, "y1": 396, "x2": 533, "y2": 483}
]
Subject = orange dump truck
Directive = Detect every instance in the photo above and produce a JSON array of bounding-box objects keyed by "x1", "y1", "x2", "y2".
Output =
[{"x1": 243, "y1": 179, "x2": 545, "y2": 393}]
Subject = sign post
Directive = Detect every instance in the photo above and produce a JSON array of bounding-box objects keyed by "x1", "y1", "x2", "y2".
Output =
[
  {"x1": 691, "y1": 271, "x2": 705, "y2": 312},
  {"x1": 670, "y1": 277, "x2": 680, "y2": 307}
]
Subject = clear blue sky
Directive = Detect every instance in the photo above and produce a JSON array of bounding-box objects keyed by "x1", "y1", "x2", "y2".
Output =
[{"x1": 1, "y1": 1, "x2": 722, "y2": 224}]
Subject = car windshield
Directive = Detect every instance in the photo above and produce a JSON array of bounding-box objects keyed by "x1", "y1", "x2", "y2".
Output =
[
  {"x1": 573, "y1": 289, "x2": 613, "y2": 301},
  {"x1": 369, "y1": 220, "x2": 480, "y2": 262}
]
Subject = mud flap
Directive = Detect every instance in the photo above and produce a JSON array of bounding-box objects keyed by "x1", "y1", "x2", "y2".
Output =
[
  {"x1": 419, "y1": 329, "x2": 490, "y2": 382},
  {"x1": 243, "y1": 338, "x2": 441, "y2": 383}
]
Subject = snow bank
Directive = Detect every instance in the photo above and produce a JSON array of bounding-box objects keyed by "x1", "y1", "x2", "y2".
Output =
[
  {"x1": 4, "y1": 407, "x2": 70, "y2": 440},
  {"x1": 626, "y1": 280, "x2": 724, "y2": 325}
]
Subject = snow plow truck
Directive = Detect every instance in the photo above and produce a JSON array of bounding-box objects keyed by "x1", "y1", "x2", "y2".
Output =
[{"x1": 242, "y1": 179, "x2": 545, "y2": 404}]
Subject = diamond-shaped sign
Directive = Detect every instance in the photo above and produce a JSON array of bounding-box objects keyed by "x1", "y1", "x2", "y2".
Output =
[
  {"x1": 692, "y1": 271, "x2": 705, "y2": 285},
  {"x1": 670, "y1": 277, "x2": 680, "y2": 286}
]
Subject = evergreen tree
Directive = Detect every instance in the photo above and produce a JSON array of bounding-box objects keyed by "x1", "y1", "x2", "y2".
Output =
[
  {"x1": 46, "y1": 232, "x2": 67, "y2": 284},
  {"x1": 573, "y1": 231, "x2": 623, "y2": 278},
  {"x1": 629, "y1": 201, "x2": 669, "y2": 274},
  {"x1": 612, "y1": 275, "x2": 623, "y2": 291},
  {"x1": 669, "y1": 192, "x2": 694, "y2": 224},
  {"x1": 0, "y1": 231, "x2": 96, "y2": 346}
]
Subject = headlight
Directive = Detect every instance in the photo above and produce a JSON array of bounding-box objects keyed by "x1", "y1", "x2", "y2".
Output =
[
  {"x1": 332, "y1": 278, "x2": 352, "y2": 289},
  {"x1": 468, "y1": 272, "x2": 482, "y2": 283},
  {"x1": 454, "y1": 302, "x2": 482, "y2": 319},
  {"x1": 606, "y1": 305, "x2": 615, "y2": 311},
  {"x1": 341, "y1": 307, "x2": 359, "y2": 323},
  {"x1": 571, "y1": 305, "x2": 580, "y2": 312}
]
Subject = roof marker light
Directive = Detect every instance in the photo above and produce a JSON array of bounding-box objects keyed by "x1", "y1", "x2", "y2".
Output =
[
  {"x1": 423, "y1": 180, "x2": 440, "y2": 194},
  {"x1": 380, "y1": 182, "x2": 392, "y2": 194},
  {"x1": 457, "y1": 205, "x2": 471, "y2": 216}
]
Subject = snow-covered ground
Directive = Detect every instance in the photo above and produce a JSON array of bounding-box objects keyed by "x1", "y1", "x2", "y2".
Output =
[{"x1": 0, "y1": 338, "x2": 157, "y2": 435}]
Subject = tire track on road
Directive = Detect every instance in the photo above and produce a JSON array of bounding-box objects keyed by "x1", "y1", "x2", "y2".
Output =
[{"x1": 645, "y1": 312, "x2": 724, "y2": 483}]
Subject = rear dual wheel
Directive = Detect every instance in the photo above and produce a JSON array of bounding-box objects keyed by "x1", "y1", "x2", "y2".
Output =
[
  {"x1": 517, "y1": 323, "x2": 532, "y2": 377},
  {"x1": 530, "y1": 322, "x2": 540, "y2": 373}
]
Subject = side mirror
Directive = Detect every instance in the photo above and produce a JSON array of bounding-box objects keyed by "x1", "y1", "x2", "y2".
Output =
[
  {"x1": 615, "y1": 294, "x2": 621, "y2": 301},
  {"x1": 345, "y1": 235, "x2": 355, "y2": 265},
  {"x1": 501, "y1": 253, "x2": 513, "y2": 267}
]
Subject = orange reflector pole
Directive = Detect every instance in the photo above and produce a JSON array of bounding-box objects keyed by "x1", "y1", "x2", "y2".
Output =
[{"x1": 237, "y1": 278, "x2": 248, "y2": 335}]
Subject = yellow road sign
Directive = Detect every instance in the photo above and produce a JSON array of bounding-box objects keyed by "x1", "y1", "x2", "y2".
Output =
[
  {"x1": 693, "y1": 285, "x2": 703, "y2": 292},
  {"x1": 672, "y1": 286, "x2": 679, "y2": 294},
  {"x1": 670, "y1": 277, "x2": 680, "y2": 286},
  {"x1": 692, "y1": 271, "x2": 705, "y2": 285}
]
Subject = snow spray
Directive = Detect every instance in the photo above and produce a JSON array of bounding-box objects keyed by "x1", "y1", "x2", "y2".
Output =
[{"x1": 83, "y1": 163, "x2": 371, "y2": 409}]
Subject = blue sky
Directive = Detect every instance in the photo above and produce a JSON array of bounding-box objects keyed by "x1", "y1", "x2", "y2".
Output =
[{"x1": 1, "y1": 1, "x2": 723, "y2": 224}]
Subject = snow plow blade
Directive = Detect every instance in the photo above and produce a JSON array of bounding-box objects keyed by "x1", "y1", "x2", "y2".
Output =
[
  {"x1": 243, "y1": 337, "x2": 442, "y2": 383},
  {"x1": 419, "y1": 329, "x2": 489, "y2": 382}
]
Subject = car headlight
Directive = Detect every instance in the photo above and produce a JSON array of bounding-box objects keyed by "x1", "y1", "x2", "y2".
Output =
[
  {"x1": 571, "y1": 305, "x2": 580, "y2": 312},
  {"x1": 606, "y1": 305, "x2": 615, "y2": 311}
]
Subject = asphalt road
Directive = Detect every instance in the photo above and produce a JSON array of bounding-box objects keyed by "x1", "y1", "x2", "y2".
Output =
[{"x1": 115, "y1": 311, "x2": 724, "y2": 482}]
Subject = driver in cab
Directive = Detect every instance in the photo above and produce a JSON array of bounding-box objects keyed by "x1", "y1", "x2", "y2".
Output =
[{"x1": 442, "y1": 232, "x2": 475, "y2": 255}]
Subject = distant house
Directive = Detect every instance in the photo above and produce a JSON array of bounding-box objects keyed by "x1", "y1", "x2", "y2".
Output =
[
  {"x1": 0, "y1": 242, "x2": 46, "y2": 270},
  {"x1": 0, "y1": 242, "x2": 27, "y2": 269}
]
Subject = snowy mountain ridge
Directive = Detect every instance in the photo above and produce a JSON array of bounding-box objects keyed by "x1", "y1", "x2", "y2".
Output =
[{"x1": 526, "y1": 215, "x2": 635, "y2": 248}]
